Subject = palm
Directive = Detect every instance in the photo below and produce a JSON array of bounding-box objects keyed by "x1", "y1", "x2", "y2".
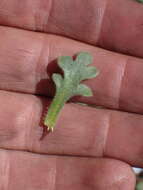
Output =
[{"x1": 0, "y1": 0, "x2": 142, "y2": 189}]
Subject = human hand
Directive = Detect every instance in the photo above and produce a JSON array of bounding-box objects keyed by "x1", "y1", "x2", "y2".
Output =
[{"x1": 0, "y1": 0, "x2": 142, "y2": 189}]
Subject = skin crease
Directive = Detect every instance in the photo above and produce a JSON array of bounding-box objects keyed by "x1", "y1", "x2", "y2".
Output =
[{"x1": 0, "y1": 0, "x2": 143, "y2": 189}]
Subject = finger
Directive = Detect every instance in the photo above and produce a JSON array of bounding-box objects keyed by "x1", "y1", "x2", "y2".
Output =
[
  {"x1": 0, "y1": 0, "x2": 142, "y2": 57},
  {"x1": 0, "y1": 26, "x2": 143, "y2": 114},
  {"x1": 0, "y1": 149, "x2": 135, "y2": 190},
  {"x1": 0, "y1": 90, "x2": 143, "y2": 168}
]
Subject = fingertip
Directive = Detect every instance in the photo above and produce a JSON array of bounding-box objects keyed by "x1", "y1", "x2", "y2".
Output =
[{"x1": 90, "y1": 159, "x2": 136, "y2": 190}]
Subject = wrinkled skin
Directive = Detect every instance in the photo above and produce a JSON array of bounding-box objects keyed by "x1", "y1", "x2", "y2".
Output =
[{"x1": 0, "y1": 0, "x2": 143, "y2": 189}]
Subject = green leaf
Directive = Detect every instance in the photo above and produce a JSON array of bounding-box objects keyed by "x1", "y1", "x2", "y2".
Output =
[
  {"x1": 44, "y1": 52, "x2": 99, "y2": 132},
  {"x1": 74, "y1": 84, "x2": 93, "y2": 96},
  {"x1": 136, "y1": 181, "x2": 143, "y2": 190},
  {"x1": 137, "y1": 0, "x2": 143, "y2": 3}
]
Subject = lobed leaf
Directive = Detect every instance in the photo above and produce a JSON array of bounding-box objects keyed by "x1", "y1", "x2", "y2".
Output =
[{"x1": 44, "y1": 52, "x2": 99, "y2": 132}]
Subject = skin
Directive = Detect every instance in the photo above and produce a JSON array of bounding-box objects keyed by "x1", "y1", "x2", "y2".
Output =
[{"x1": 0, "y1": 0, "x2": 143, "y2": 189}]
